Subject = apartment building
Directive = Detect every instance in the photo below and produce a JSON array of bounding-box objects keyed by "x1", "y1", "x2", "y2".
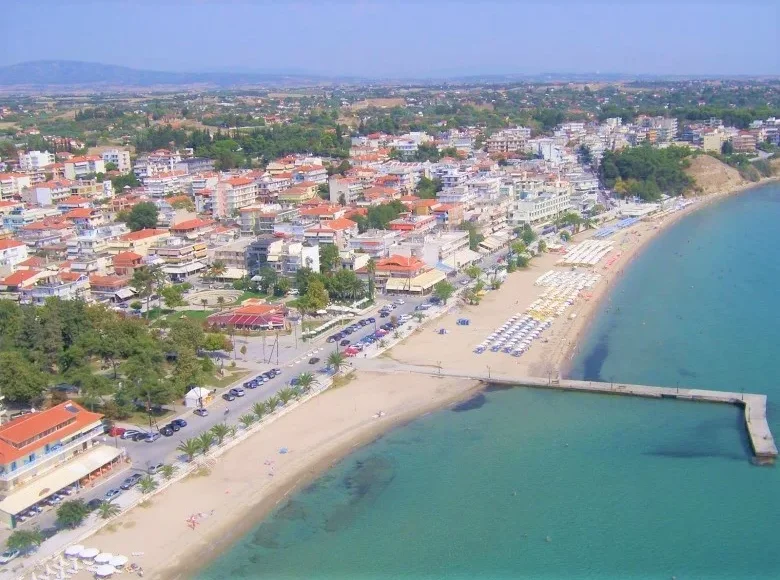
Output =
[
  {"x1": 143, "y1": 171, "x2": 189, "y2": 198},
  {"x1": 393, "y1": 230, "x2": 475, "y2": 270},
  {"x1": 175, "y1": 157, "x2": 215, "y2": 175},
  {"x1": 0, "y1": 173, "x2": 32, "y2": 200},
  {"x1": 486, "y1": 127, "x2": 531, "y2": 153},
  {"x1": 63, "y1": 156, "x2": 105, "y2": 180},
  {"x1": 0, "y1": 239, "x2": 29, "y2": 270},
  {"x1": 348, "y1": 229, "x2": 401, "y2": 259},
  {"x1": 304, "y1": 217, "x2": 359, "y2": 248},
  {"x1": 0, "y1": 401, "x2": 123, "y2": 528},
  {"x1": 732, "y1": 131, "x2": 757, "y2": 153},
  {"x1": 245, "y1": 236, "x2": 320, "y2": 276},
  {"x1": 388, "y1": 214, "x2": 437, "y2": 234},
  {"x1": 239, "y1": 206, "x2": 298, "y2": 235},
  {"x1": 2, "y1": 207, "x2": 62, "y2": 232},
  {"x1": 21, "y1": 179, "x2": 74, "y2": 206},
  {"x1": 510, "y1": 190, "x2": 572, "y2": 225},
  {"x1": 19, "y1": 150, "x2": 56, "y2": 172},
  {"x1": 101, "y1": 149, "x2": 132, "y2": 173},
  {"x1": 436, "y1": 185, "x2": 474, "y2": 206},
  {"x1": 109, "y1": 228, "x2": 170, "y2": 256},
  {"x1": 360, "y1": 254, "x2": 445, "y2": 295},
  {"x1": 292, "y1": 164, "x2": 328, "y2": 184},
  {"x1": 214, "y1": 176, "x2": 259, "y2": 218},
  {"x1": 20, "y1": 271, "x2": 91, "y2": 305},
  {"x1": 328, "y1": 176, "x2": 363, "y2": 205}
]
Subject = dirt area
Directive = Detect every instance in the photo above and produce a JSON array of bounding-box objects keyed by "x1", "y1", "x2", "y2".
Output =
[
  {"x1": 350, "y1": 98, "x2": 406, "y2": 110},
  {"x1": 685, "y1": 154, "x2": 746, "y2": 195}
]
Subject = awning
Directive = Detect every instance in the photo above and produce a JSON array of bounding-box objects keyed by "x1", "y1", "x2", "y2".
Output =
[
  {"x1": 218, "y1": 268, "x2": 246, "y2": 280},
  {"x1": 163, "y1": 261, "x2": 206, "y2": 275},
  {"x1": 435, "y1": 262, "x2": 456, "y2": 274},
  {"x1": 385, "y1": 269, "x2": 445, "y2": 293},
  {"x1": 0, "y1": 446, "x2": 122, "y2": 517},
  {"x1": 114, "y1": 288, "x2": 135, "y2": 300}
]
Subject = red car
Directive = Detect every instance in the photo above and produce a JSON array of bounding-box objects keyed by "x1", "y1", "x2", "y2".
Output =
[{"x1": 108, "y1": 426, "x2": 126, "y2": 437}]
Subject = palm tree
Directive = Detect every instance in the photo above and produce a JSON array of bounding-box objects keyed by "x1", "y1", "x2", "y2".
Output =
[
  {"x1": 209, "y1": 260, "x2": 227, "y2": 280},
  {"x1": 197, "y1": 431, "x2": 215, "y2": 454},
  {"x1": 210, "y1": 423, "x2": 231, "y2": 445},
  {"x1": 217, "y1": 296, "x2": 226, "y2": 311},
  {"x1": 97, "y1": 500, "x2": 121, "y2": 520},
  {"x1": 252, "y1": 401, "x2": 268, "y2": 421},
  {"x1": 266, "y1": 395, "x2": 281, "y2": 412},
  {"x1": 200, "y1": 298, "x2": 208, "y2": 311},
  {"x1": 297, "y1": 372, "x2": 315, "y2": 393},
  {"x1": 227, "y1": 425, "x2": 237, "y2": 439},
  {"x1": 327, "y1": 350, "x2": 347, "y2": 373},
  {"x1": 160, "y1": 464, "x2": 178, "y2": 481},
  {"x1": 177, "y1": 437, "x2": 201, "y2": 462},
  {"x1": 412, "y1": 312, "x2": 426, "y2": 323},
  {"x1": 151, "y1": 265, "x2": 167, "y2": 310},
  {"x1": 366, "y1": 258, "x2": 376, "y2": 299},
  {"x1": 239, "y1": 413, "x2": 256, "y2": 429},
  {"x1": 138, "y1": 475, "x2": 159, "y2": 494},
  {"x1": 278, "y1": 387, "x2": 295, "y2": 406}
]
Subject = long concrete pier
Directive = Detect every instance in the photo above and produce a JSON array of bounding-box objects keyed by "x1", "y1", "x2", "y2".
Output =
[{"x1": 356, "y1": 360, "x2": 777, "y2": 464}]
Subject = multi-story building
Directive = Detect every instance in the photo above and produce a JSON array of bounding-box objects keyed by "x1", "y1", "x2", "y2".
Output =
[
  {"x1": 388, "y1": 214, "x2": 437, "y2": 234},
  {"x1": 21, "y1": 179, "x2": 74, "y2": 206},
  {"x1": 109, "y1": 228, "x2": 170, "y2": 256},
  {"x1": 210, "y1": 238, "x2": 254, "y2": 270},
  {"x1": 2, "y1": 207, "x2": 62, "y2": 232},
  {"x1": 19, "y1": 150, "x2": 55, "y2": 173},
  {"x1": 175, "y1": 157, "x2": 215, "y2": 175},
  {"x1": 63, "y1": 156, "x2": 105, "y2": 180},
  {"x1": 0, "y1": 401, "x2": 123, "y2": 528},
  {"x1": 0, "y1": 173, "x2": 32, "y2": 200},
  {"x1": 486, "y1": 127, "x2": 531, "y2": 153},
  {"x1": 436, "y1": 185, "x2": 474, "y2": 206},
  {"x1": 246, "y1": 237, "x2": 320, "y2": 276},
  {"x1": 348, "y1": 229, "x2": 401, "y2": 259},
  {"x1": 393, "y1": 230, "x2": 474, "y2": 270},
  {"x1": 214, "y1": 176, "x2": 259, "y2": 218},
  {"x1": 292, "y1": 165, "x2": 328, "y2": 184},
  {"x1": 732, "y1": 131, "x2": 757, "y2": 153},
  {"x1": 143, "y1": 171, "x2": 189, "y2": 198},
  {"x1": 20, "y1": 271, "x2": 91, "y2": 304},
  {"x1": 239, "y1": 206, "x2": 299, "y2": 235},
  {"x1": 0, "y1": 239, "x2": 28, "y2": 271},
  {"x1": 304, "y1": 217, "x2": 359, "y2": 248},
  {"x1": 101, "y1": 149, "x2": 132, "y2": 173},
  {"x1": 149, "y1": 236, "x2": 208, "y2": 281},
  {"x1": 358, "y1": 254, "x2": 445, "y2": 295},
  {"x1": 510, "y1": 190, "x2": 572, "y2": 225},
  {"x1": 328, "y1": 176, "x2": 363, "y2": 205}
]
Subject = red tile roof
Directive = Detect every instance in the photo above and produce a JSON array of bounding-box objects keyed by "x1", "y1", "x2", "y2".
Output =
[
  {"x1": 119, "y1": 228, "x2": 169, "y2": 242},
  {"x1": 64, "y1": 208, "x2": 95, "y2": 219},
  {"x1": 170, "y1": 218, "x2": 214, "y2": 232},
  {"x1": 89, "y1": 275, "x2": 129, "y2": 288},
  {"x1": 0, "y1": 269, "x2": 41, "y2": 286},
  {"x1": 113, "y1": 251, "x2": 143, "y2": 262},
  {"x1": 323, "y1": 217, "x2": 357, "y2": 231},
  {"x1": 224, "y1": 177, "x2": 254, "y2": 187},
  {"x1": 0, "y1": 401, "x2": 103, "y2": 463},
  {"x1": 0, "y1": 238, "x2": 24, "y2": 250}
]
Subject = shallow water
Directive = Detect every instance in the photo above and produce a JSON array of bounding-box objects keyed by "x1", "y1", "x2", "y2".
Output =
[{"x1": 198, "y1": 183, "x2": 780, "y2": 580}]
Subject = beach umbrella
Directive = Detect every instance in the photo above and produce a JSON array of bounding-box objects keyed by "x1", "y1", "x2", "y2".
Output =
[
  {"x1": 69, "y1": 559, "x2": 80, "y2": 573},
  {"x1": 44, "y1": 565, "x2": 55, "y2": 577},
  {"x1": 95, "y1": 553, "x2": 114, "y2": 564},
  {"x1": 109, "y1": 555, "x2": 128, "y2": 568},
  {"x1": 64, "y1": 545, "x2": 84, "y2": 557},
  {"x1": 78, "y1": 547, "x2": 99, "y2": 559},
  {"x1": 94, "y1": 564, "x2": 116, "y2": 577}
]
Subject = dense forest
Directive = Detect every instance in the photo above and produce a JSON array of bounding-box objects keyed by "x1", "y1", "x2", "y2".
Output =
[{"x1": 599, "y1": 145, "x2": 693, "y2": 201}]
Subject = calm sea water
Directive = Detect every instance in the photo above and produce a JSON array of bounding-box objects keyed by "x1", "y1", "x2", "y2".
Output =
[{"x1": 198, "y1": 183, "x2": 780, "y2": 580}]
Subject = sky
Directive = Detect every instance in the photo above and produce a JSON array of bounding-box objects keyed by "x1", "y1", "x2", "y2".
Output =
[{"x1": 3, "y1": 0, "x2": 779, "y2": 77}]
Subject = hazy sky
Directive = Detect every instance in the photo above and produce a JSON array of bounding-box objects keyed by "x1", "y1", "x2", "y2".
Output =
[{"x1": 3, "y1": 1, "x2": 779, "y2": 77}]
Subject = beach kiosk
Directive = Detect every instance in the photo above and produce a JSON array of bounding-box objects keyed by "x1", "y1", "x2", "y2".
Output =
[{"x1": 184, "y1": 387, "x2": 212, "y2": 409}]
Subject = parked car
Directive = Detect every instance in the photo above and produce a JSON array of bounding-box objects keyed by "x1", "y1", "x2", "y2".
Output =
[
  {"x1": 171, "y1": 419, "x2": 187, "y2": 429},
  {"x1": 309, "y1": 357, "x2": 320, "y2": 364},
  {"x1": 86, "y1": 499, "x2": 103, "y2": 511},
  {"x1": 120, "y1": 429, "x2": 141, "y2": 440},
  {"x1": 144, "y1": 432, "x2": 161, "y2": 443},
  {"x1": 131, "y1": 432, "x2": 148, "y2": 442},
  {"x1": 340, "y1": 339, "x2": 351, "y2": 346},
  {"x1": 222, "y1": 392, "x2": 236, "y2": 402},
  {"x1": 0, "y1": 550, "x2": 20, "y2": 565},
  {"x1": 229, "y1": 387, "x2": 245, "y2": 397},
  {"x1": 272, "y1": 368, "x2": 281, "y2": 376},
  {"x1": 393, "y1": 298, "x2": 405, "y2": 305},
  {"x1": 194, "y1": 408, "x2": 209, "y2": 417},
  {"x1": 326, "y1": 335, "x2": 337, "y2": 343},
  {"x1": 104, "y1": 488, "x2": 122, "y2": 501},
  {"x1": 108, "y1": 426, "x2": 126, "y2": 437},
  {"x1": 148, "y1": 463, "x2": 165, "y2": 474},
  {"x1": 160, "y1": 426, "x2": 174, "y2": 437},
  {"x1": 167, "y1": 422, "x2": 181, "y2": 432},
  {"x1": 379, "y1": 312, "x2": 390, "y2": 318},
  {"x1": 120, "y1": 473, "x2": 143, "y2": 490}
]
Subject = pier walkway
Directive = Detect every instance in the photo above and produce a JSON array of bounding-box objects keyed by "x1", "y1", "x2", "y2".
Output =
[{"x1": 354, "y1": 360, "x2": 777, "y2": 464}]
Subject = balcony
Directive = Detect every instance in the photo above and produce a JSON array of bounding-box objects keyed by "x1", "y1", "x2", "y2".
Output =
[{"x1": 0, "y1": 425, "x2": 105, "y2": 482}]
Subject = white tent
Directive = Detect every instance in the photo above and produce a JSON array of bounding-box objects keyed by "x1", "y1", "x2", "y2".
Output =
[{"x1": 184, "y1": 387, "x2": 211, "y2": 408}]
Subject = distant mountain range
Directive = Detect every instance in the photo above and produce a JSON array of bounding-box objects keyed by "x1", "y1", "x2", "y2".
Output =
[{"x1": 0, "y1": 60, "x2": 341, "y2": 88}]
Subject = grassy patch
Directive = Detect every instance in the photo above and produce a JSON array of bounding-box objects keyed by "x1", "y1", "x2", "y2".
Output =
[
  {"x1": 237, "y1": 291, "x2": 268, "y2": 303},
  {"x1": 177, "y1": 310, "x2": 211, "y2": 320},
  {"x1": 205, "y1": 369, "x2": 250, "y2": 389},
  {"x1": 329, "y1": 372, "x2": 356, "y2": 390},
  {"x1": 126, "y1": 407, "x2": 175, "y2": 428}
]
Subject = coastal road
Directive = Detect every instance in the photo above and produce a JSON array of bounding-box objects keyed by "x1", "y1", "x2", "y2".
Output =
[{"x1": 15, "y1": 247, "x2": 509, "y2": 534}]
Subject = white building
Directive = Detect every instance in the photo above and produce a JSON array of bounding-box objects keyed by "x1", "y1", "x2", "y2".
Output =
[
  {"x1": 101, "y1": 149, "x2": 132, "y2": 173},
  {"x1": 328, "y1": 176, "x2": 363, "y2": 205},
  {"x1": 437, "y1": 185, "x2": 474, "y2": 206},
  {"x1": 214, "y1": 176, "x2": 259, "y2": 218},
  {"x1": 63, "y1": 156, "x2": 106, "y2": 180},
  {"x1": 0, "y1": 173, "x2": 32, "y2": 200},
  {"x1": 0, "y1": 238, "x2": 29, "y2": 270},
  {"x1": 22, "y1": 179, "x2": 73, "y2": 206},
  {"x1": 510, "y1": 190, "x2": 572, "y2": 225},
  {"x1": 19, "y1": 150, "x2": 55, "y2": 172},
  {"x1": 143, "y1": 171, "x2": 189, "y2": 198},
  {"x1": 393, "y1": 230, "x2": 476, "y2": 270}
]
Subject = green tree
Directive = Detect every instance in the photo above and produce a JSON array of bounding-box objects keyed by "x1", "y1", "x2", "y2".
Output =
[
  {"x1": 459, "y1": 222, "x2": 484, "y2": 251},
  {"x1": 160, "y1": 285, "x2": 186, "y2": 309},
  {"x1": 210, "y1": 423, "x2": 231, "y2": 445},
  {"x1": 538, "y1": 239, "x2": 547, "y2": 253},
  {"x1": 177, "y1": 437, "x2": 201, "y2": 462},
  {"x1": 464, "y1": 265, "x2": 482, "y2": 280},
  {"x1": 256, "y1": 266, "x2": 278, "y2": 294},
  {"x1": 203, "y1": 333, "x2": 231, "y2": 352},
  {"x1": 516, "y1": 255, "x2": 531, "y2": 268},
  {"x1": 327, "y1": 351, "x2": 347, "y2": 373},
  {"x1": 303, "y1": 279, "x2": 329, "y2": 311},
  {"x1": 6, "y1": 528, "x2": 44, "y2": 553},
  {"x1": 319, "y1": 244, "x2": 340, "y2": 274},
  {"x1": 0, "y1": 351, "x2": 47, "y2": 403},
  {"x1": 510, "y1": 241, "x2": 527, "y2": 255},
  {"x1": 416, "y1": 176, "x2": 442, "y2": 199},
  {"x1": 433, "y1": 280, "x2": 456, "y2": 305},
  {"x1": 56, "y1": 499, "x2": 90, "y2": 529},
  {"x1": 253, "y1": 401, "x2": 268, "y2": 421},
  {"x1": 273, "y1": 277, "x2": 292, "y2": 297},
  {"x1": 131, "y1": 266, "x2": 156, "y2": 317},
  {"x1": 721, "y1": 140, "x2": 734, "y2": 155},
  {"x1": 138, "y1": 475, "x2": 158, "y2": 494},
  {"x1": 96, "y1": 500, "x2": 121, "y2": 520},
  {"x1": 520, "y1": 224, "x2": 537, "y2": 245},
  {"x1": 125, "y1": 202, "x2": 159, "y2": 231},
  {"x1": 278, "y1": 387, "x2": 296, "y2": 405},
  {"x1": 266, "y1": 395, "x2": 281, "y2": 412},
  {"x1": 366, "y1": 258, "x2": 376, "y2": 299}
]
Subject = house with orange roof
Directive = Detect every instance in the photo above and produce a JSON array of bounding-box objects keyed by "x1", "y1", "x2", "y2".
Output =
[
  {"x1": 292, "y1": 165, "x2": 328, "y2": 184},
  {"x1": 56, "y1": 195, "x2": 91, "y2": 210},
  {"x1": 0, "y1": 200, "x2": 24, "y2": 216},
  {"x1": 431, "y1": 203, "x2": 465, "y2": 228},
  {"x1": 298, "y1": 204, "x2": 346, "y2": 221},
  {"x1": 20, "y1": 270, "x2": 90, "y2": 305},
  {"x1": 388, "y1": 214, "x2": 437, "y2": 233},
  {"x1": 64, "y1": 207, "x2": 105, "y2": 229},
  {"x1": 356, "y1": 254, "x2": 445, "y2": 295},
  {"x1": 214, "y1": 176, "x2": 259, "y2": 218},
  {"x1": 359, "y1": 186, "x2": 398, "y2": 207},
  {"x1": 303, "y1": 217, "x2": 358, "y2": 248},
  {"x1": 170, "y1": 217, "x2": 215, "y2": 237},
  {"x1": 21, "y1": 179, "x2": 74, "y2": 206},
  {"x1": 112, "y1": 251, "x2": 144, "y2": 276},
  {"x1": 278, "y1": 183, "x2": 318, "y2": 204},
  {"x1": 109, "y1": 228, "x2": 170, "y2": 256},
  {"x1": 0, "y1": 268, "x2": 44, "y2": 292},
  {"x1": 89, "y1": 274, "x2": 133, "y2": 301},
  {"x1": 0, "y1": 238, "x2": 29, "y2": 270},
  {"x1": 0, "y1": 401, "x2": 122, "y2": 528}
]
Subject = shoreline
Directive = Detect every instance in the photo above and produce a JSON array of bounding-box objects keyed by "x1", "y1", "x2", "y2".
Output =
[
  {"x1": 51, "y1": 176, "x2": 779, "y2": 580},
  {"x1": 556, "y1": 175, "x2": 780, "y2": 379}
]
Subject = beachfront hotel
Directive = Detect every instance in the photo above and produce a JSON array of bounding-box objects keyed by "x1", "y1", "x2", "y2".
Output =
[{"x1": 0, "y1": 402, "x2": 122, "y2": 528}]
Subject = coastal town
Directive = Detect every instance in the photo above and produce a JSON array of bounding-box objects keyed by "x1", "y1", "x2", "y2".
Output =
[{"x1": 0, "y1": 76, "x2": 779, "y2": 579}]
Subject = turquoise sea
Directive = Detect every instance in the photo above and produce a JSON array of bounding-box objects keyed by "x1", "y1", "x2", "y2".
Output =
[{"x1": 197, "y1": 183, "x2": 780, "y2": 580}]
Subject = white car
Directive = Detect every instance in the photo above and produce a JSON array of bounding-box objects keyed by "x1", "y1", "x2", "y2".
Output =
[
  {"x1": 0, "y1": 550, "x2": 19, "y2": 564},
  {"x1": 393, "y1": 298, "x2": 405, "y2": 305}
]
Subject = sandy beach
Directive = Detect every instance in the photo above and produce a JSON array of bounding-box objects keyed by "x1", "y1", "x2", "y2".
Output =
[{"x1": 52, "y1": 177, "x2": 778, "y2": 580}]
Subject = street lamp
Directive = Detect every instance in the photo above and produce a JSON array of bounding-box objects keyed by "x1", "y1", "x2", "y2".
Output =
[{"x1": 486, "y1": 365, "x2": 491, "y2": 379}]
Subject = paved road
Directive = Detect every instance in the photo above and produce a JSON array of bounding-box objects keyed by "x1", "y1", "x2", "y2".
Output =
[{"x1": 15, "y1": 246, "x2": 510, "y2": 534}]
